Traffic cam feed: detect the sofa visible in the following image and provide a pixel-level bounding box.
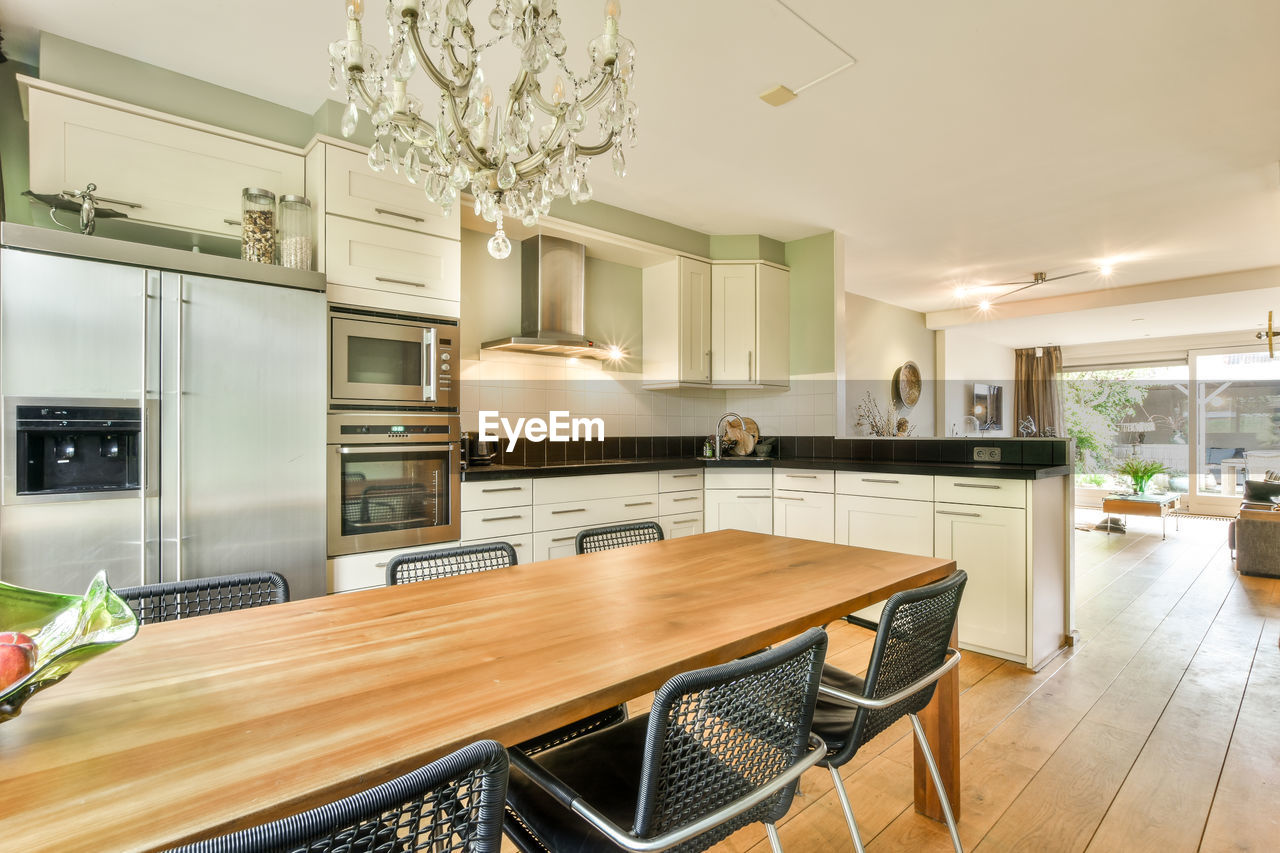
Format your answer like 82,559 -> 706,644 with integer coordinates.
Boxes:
1229,478 -> 1280,578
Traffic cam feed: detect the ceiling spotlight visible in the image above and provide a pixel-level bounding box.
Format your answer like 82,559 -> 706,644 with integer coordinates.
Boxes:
607,345 -> 624,361
1099,264 -> 1114,276
978,299 -> 992,312
954,285 -> 967,299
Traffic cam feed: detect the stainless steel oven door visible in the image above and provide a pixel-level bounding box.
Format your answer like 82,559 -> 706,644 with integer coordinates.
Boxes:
331,316 -> 440,406
327,441 -> 460,556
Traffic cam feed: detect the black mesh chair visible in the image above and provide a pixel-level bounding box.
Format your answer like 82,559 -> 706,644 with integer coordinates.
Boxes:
117,572 -> 289,625
574,521 -> 664,555
815,570 -> 967,853
503,628 -> 829,853
164,739 -> 508,853
386,542 -> 518,586
385,541 -> 626,756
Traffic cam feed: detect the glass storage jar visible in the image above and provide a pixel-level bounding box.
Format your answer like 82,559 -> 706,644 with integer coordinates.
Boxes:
241,187 -> 276,264
277,195 -> 313,270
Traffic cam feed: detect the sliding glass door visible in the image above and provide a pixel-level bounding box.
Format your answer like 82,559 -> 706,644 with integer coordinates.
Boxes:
1192,350 -> 1280,503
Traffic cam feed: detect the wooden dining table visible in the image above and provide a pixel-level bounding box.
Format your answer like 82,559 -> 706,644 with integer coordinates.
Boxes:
0,530 -> 958,852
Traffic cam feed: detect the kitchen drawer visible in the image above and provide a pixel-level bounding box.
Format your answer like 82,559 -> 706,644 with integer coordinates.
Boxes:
935,476 -> 1026,508
325,215 -> 460,311
461,533 -> 533,562
28,87 -> 303,239
533,471 -> 659,504
773,468 -> 835,493
328,541 -> 462,593
660,490 -> 703,515
704,467 -> 772,490
534,493 -> 660,532
659,469 -> 704,492
461,478 -> 533,510
460,506 -> 533,541
325,145 -> 458,239
660,512 -> 704,539
836,470 -> 934,501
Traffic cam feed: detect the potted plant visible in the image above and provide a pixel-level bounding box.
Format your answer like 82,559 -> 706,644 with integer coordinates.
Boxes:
1115,456 -> 1168,495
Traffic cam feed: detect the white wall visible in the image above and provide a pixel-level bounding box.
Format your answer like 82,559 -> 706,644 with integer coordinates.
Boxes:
936,329 -> 1016,436
844,292 -> 937,436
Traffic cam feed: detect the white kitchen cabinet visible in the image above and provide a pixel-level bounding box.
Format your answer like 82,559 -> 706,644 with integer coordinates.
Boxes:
460,478 -> 533,511
642,257 -> 712,387
460,533 -> 534,561
26,82 -> 303,240
704,489 -> 773,534
837,492 -> 934,624
659,490 -> 703,515
323,215 -> 461,317
773,489 -> 835,542
711,263 -> 789,388
643,259 -> 788,390
328,541 -> 460,593
323,145 -> 458,239
773,468 -> 835,493
659,511 -> 704,540
934,503 -> 1028,659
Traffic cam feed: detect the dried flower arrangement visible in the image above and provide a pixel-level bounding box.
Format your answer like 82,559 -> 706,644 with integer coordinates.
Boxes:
855,391 -> 915,437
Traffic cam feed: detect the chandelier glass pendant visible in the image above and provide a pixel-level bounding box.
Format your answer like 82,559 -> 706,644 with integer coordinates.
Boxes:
330,0 -> 637,259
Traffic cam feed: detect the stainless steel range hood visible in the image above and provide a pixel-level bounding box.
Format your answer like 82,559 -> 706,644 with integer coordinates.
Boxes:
481,235 -> 612,359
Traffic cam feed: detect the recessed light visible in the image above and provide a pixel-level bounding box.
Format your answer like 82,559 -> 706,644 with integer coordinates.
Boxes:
1100,264 -> 1114,276
978,299 -> 992,312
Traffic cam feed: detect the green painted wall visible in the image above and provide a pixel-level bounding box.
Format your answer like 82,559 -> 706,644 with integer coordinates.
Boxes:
584,255 -> 642,373
39,34 -> 316,147
0,60 -> 37,225
709,234 -> 786,265
784,231 -> 837,375
548,196 -> 711,259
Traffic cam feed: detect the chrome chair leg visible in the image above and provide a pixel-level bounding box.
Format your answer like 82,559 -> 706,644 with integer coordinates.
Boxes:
908,713 -> 963,853
828,763 -> 866,853
765,822 -> 784,853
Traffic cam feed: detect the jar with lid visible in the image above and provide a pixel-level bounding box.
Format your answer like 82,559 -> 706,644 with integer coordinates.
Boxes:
277,195 -> 313,270
241,187 -> 276,264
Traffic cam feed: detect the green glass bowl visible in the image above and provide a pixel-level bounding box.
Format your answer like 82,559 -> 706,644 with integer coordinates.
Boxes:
0,571 -> 138,722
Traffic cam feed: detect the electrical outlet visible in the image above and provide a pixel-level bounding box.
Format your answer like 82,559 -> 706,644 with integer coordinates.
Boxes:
974,446 -> 1002,462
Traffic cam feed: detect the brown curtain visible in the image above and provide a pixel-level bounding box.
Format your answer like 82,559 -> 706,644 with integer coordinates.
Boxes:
1013,346 -> 1063,437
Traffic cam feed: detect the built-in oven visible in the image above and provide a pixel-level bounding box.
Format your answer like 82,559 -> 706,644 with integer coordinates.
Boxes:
329,304 -> 458,412
327,412 -> 460,557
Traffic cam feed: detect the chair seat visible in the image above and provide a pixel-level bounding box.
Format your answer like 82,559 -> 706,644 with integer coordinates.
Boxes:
506,715 -> 651,853
811,665 -> 866,756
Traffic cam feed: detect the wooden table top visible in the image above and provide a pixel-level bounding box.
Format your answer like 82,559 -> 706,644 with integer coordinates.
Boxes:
0,530 -> 954,852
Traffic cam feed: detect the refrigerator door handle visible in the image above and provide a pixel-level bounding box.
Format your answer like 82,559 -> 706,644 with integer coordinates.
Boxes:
141,271 -> 162,585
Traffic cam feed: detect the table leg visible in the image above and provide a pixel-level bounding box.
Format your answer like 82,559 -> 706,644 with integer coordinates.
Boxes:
914,623 -> 960,822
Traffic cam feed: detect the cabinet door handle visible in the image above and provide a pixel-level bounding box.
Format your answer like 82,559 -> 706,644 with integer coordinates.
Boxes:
374,207 -> 425,223
739,494 -> 772,500
481,514 -> 524,522
68,191 -> 142,209
512,542 -> 524,548
223,217 -> 241,227
674,518 -> 698,525
775,495 -> 804,501
673,473 -> 699,479
481,486 -> 525,493
375,276 -> 427,288
936,510 -> 981,518
862,478 -> 899,484
748,350 -> 753,379
375,561 -> 389,568
786,474 -> 818,479
625,501 -> 653,507
552,507 -> 588,514
672,496 -> 699,502
954,483 -> 1001,489
551,535 -> 576,543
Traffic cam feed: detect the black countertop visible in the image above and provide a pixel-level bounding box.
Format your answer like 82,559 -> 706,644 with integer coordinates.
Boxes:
463,455 -> 1071,482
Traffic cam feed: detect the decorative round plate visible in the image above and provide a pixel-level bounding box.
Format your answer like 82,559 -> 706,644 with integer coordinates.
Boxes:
894,361 -> 922,409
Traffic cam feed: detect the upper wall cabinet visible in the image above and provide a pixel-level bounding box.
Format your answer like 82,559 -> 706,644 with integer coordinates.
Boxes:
306,140 -> 460,317
642,259 -> 789,390
26,82 -> 304,240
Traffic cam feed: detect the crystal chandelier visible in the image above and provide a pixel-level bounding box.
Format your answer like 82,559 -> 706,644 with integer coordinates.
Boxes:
330,0 -> 638,259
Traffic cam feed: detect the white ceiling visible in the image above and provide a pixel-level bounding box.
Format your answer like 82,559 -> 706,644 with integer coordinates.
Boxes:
3,0 -> 1280,315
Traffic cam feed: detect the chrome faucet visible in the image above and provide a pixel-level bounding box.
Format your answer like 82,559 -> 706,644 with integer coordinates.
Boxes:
714,412 -> 744,460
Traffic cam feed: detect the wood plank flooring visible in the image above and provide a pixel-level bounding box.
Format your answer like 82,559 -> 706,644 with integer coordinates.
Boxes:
505,514 -> 1280,852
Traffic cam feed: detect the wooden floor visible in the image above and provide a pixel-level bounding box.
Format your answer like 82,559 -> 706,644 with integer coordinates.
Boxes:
506,514 -> 1280,851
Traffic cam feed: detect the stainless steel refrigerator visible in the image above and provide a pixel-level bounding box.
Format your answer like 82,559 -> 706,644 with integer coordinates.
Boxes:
0,224 -> 327,599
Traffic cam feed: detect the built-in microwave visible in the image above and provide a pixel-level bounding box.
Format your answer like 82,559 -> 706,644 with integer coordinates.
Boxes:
329,304 -> 458,412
